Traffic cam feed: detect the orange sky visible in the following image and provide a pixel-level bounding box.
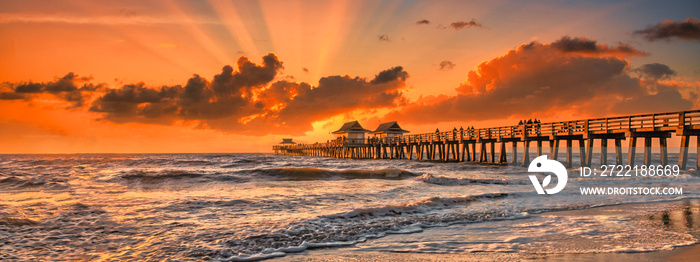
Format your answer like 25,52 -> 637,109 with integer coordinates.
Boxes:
1,0 -> 699,153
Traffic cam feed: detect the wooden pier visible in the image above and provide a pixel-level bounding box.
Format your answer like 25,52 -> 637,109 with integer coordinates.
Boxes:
273,110 -> 700,169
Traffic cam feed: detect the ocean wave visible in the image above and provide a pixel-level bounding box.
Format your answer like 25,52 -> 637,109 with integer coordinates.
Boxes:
220,159 -> 260,168
0,216 -> 39,227
219,192 -> 648,261
165,199 -> 253,212
414,173 -> 527,186
110,170 -> 249,187
172,160 -> 214,166
327,193 -> 511,218
221,193 -> 514,260
0,175 -> 70,191
220,200 -> 606,261
244,167 -> 418,181
125,158 -> 178,167
0,202 -> 136,261
120,170 -> 205,181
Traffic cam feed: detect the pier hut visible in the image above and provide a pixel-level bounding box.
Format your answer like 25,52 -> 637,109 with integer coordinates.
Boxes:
371,121 -> 409,142
332,121 -> 371,144
274,138 -> 296,155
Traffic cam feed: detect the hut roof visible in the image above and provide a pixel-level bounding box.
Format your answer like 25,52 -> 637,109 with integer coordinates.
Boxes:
332,121 -> 371,134
371,121 -> 409,134
280,138 -> 296,144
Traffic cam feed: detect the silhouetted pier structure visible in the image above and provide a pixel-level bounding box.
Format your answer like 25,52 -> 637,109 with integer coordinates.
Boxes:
273,110 -> 700,169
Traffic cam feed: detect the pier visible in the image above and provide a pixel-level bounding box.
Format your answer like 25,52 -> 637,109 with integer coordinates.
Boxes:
273,110 -> 700,169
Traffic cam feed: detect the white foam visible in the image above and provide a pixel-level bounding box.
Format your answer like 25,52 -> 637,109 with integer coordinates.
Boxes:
223,251 -> 286,261
414,173 -> 518,185
387,226 -> 423,234
224,238 -> 370,261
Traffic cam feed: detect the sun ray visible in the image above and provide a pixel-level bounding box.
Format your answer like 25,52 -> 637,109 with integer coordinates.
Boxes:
161,0 -> 235,67
206,0 -> 267,60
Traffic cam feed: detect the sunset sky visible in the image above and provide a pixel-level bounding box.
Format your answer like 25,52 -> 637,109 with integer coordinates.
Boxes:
1,0 -> 699,153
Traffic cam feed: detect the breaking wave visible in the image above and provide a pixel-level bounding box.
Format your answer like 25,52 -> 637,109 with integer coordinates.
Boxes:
0,175 -> 70,191
244,167 -> 419,181
120,170 -> 205,181
414,173 -> 528,186
221,193 -> 516,261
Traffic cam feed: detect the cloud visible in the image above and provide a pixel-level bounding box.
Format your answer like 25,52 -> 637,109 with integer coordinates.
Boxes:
0,53 -> 408,135
439,61 -> 456,70
382,36 -> 693,124
82,54 -> 408,134
634,63 -> 676,80
89,53 -> 284,123
256,69 -> 408,133
378,34 -> 390,41
416,19 -> 430,25
450,19 -> 482,30
0,72 -> 103,107
550,36 -> 646,57
0,92 -> 26,100
88,83 -> 182,123
370,66 -> 409,84
634,18 -> 700,42
611,88 -> 692,114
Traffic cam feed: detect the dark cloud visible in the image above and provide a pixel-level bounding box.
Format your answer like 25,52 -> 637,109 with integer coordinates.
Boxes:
612,89 -> 692,114
370,66 -> 408,84
551,36 -> 646,57
0,72 -> 103,107
450,19 -> 481,30
634,63 -> 676,80
439,61 -> 456,70
634,18 -> 700,42
88,83 -> 182,123
210,54 -> 283,96
383,37 -> 693,124
88,54 -> 283,123
378,34 -> 390,41
0,92 -> 26,100
256,70 -> 408,133
416,19 -> 430,25
83,54 -> 408,135
15,83 -> 44,93
0,53 -> 407,135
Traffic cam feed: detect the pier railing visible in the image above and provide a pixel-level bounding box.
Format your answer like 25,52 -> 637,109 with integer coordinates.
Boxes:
383,110 -> 700,144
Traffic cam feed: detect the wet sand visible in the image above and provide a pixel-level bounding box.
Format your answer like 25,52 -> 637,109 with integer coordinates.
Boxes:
276,244 -> 700,261
277,199 -> 700,261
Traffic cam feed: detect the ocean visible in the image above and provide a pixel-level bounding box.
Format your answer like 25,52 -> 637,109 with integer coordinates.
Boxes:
1,153 -> 699,261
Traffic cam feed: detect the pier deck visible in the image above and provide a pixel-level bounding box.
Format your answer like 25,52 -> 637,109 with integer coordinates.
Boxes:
273,110 -> 700,169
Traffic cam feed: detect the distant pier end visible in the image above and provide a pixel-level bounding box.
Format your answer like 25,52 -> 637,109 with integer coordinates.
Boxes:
273,110 -> 700,170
